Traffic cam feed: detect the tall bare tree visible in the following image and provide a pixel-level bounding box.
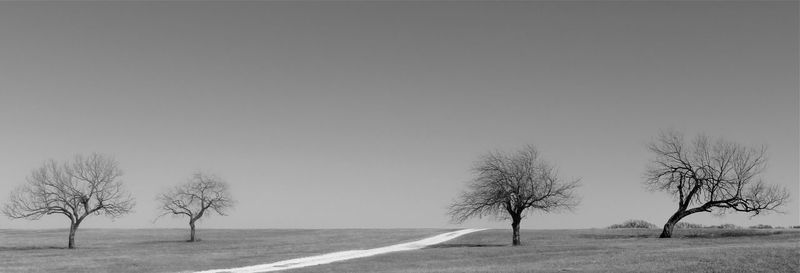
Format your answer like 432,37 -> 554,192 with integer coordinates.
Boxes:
645,130 -> 790,238
2,153 -> 134,249
449,145 -> 581,246
156,172 -> 234,242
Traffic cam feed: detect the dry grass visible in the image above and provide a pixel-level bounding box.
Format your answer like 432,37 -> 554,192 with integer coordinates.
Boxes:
0,228 -> 448,273
2,228 -> 797,273
291,228 -> 800,273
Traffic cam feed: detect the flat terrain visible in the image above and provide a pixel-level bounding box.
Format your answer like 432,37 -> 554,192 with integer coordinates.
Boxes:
0,228 -> 448,273
293,228 -> 800,273
1,228 -> 798,273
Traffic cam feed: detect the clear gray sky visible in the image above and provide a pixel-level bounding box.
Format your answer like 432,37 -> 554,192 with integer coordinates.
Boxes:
0,1 -> 797,230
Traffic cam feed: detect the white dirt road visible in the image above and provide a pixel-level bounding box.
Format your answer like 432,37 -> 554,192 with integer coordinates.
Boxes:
194,228 -> 487,273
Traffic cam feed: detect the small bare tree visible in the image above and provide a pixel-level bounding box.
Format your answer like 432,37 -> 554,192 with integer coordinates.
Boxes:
645,130 -> 790,238
449,145 -> 580,246
2,153 -> 134,249
156,172 -> 234,242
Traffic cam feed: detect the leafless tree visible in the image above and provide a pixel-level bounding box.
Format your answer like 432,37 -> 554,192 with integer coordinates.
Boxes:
449,145 -> 581,246
645,130 -> 790,238
156,172 -> 234,242
2,153 -> 134,249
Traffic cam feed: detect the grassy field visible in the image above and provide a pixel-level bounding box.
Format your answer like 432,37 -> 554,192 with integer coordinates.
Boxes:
1,228 -> 798,273
292,228 -> 800,273
0,228 -> 448,273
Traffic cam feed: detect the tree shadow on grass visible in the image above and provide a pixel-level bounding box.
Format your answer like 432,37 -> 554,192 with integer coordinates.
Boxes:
426,243 -> 507,249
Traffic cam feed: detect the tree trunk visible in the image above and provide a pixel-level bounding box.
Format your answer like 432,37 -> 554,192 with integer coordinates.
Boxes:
659,211 -> 686,238
189,221 -> 196,242
68,223 -> 78,249
511,216 -> 521,246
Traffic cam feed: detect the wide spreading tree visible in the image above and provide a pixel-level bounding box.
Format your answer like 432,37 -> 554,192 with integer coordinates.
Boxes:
449,145 -> 580,245
2,153 -> 135,248
645,130 -> 789,238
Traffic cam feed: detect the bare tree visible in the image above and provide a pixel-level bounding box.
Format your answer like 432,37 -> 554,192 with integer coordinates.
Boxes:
449,145 -> 581,246
156,172 -> 234,242
645,130 -> 790,238
2,153 -> 134,249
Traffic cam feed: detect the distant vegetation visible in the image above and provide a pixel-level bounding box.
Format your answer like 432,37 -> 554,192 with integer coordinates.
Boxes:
674,222 -> 704,229
677,223 -> 742,229
707,224 -> 742,229
608,221 -> 755,230
608,220 -> 658,229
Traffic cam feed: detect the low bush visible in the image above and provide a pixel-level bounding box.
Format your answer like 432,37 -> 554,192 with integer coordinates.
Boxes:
675,222 -> 704,229
707,223 -> 742,229
749,224 -> 773,229
608,219 -> 658,229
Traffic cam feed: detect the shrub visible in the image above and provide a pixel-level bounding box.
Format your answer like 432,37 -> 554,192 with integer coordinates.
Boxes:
608,219 -> 658,229
675,222 -> 704,229
791,225 -> 800,229
707,223 -> 741,229
749,224 -> 773,229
